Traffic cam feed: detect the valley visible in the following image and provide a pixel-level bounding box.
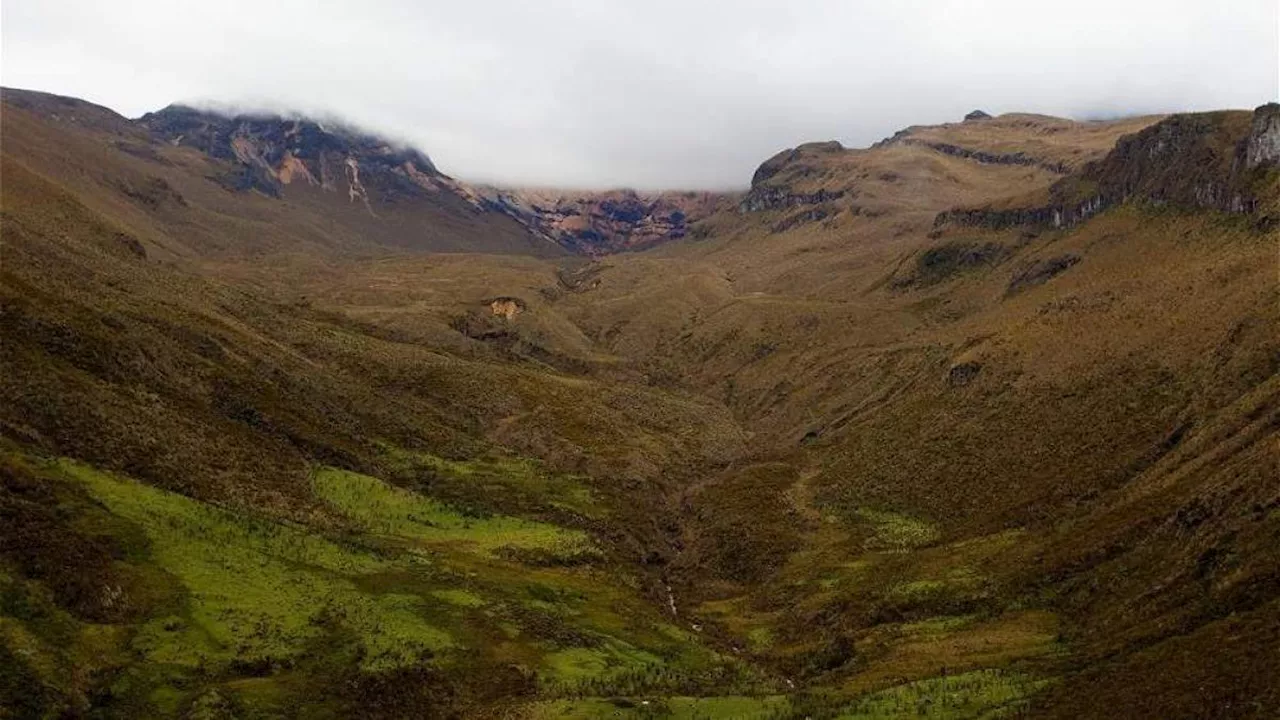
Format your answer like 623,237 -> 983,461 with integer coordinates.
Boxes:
2,87 -> 1278,719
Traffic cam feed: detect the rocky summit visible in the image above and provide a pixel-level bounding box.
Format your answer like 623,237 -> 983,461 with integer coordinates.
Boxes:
2,84 -> 1279,720
139,105 -> 446,201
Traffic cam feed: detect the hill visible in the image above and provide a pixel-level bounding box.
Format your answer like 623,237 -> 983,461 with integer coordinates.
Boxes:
2,91 -> 1278,719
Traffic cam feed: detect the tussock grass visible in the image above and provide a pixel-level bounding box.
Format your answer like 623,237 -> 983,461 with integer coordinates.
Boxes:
529,694 -> 791,719
379,443 -> 602,519
854,508 -> 941,551
61,460 -> 453,671
312,467 -> 599,562
834,669 -> 1048,719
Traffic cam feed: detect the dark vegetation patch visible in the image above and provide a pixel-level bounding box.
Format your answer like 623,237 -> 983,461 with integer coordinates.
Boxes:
1006,253 -> 1081,294
947,361 -> 982,387
0,455 -> 165,623
112,140 -> 171,164
683,463 -> 807,585
771,207 -> 830,233
109,174 -> 187,209
894,240 -> 1011,288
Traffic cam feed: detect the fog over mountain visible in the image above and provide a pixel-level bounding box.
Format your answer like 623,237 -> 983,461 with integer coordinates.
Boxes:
3,0 -> 1277,188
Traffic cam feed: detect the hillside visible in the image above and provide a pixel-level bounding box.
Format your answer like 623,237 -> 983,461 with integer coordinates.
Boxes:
2,90 -> 1278,720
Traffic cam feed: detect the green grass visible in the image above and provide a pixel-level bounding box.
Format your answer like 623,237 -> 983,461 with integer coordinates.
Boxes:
430,588 -> 486,607
11,457 -> 763,715
747,626 -> 775,651
378,444 -> 602,518
888,567 -> 988,607
60,460 -> 453,672
889,580 -> 949,603
897,615 -> 980,637
543,642 -> 664,685
854,509 -> 941,551
528,695 -> 791,718
834,669 -> 1049,719
313,467 -> 599,562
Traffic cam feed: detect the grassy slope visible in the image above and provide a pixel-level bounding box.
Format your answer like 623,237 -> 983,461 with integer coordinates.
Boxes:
1,99 -> 761,716
543,113 -> 1279,717
2,451 -> 769,718
3,96 -> 1278,719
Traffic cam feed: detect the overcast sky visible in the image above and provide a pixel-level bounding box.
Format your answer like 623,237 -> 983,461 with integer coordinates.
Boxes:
3,1 -> 1277,189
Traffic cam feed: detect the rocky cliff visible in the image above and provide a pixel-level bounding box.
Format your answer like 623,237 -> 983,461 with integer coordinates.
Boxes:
478,188 -> 728,255
936,104 -> 1280,231
1246,102 -> 1280,168
138,105 -> 487,211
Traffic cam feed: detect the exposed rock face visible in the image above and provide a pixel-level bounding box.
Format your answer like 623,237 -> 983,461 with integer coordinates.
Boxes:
948,361 -> 982,386
1246,102 -> 1280,168
751,141 -> 844,187
964,110 -> 993,122
741,141 -> 848,217
937,105 -> 1280,232
739,187 -> 845,213
871,128 -> 914,149
479,188 -> 726,255
489,297 -> 525,320
901,140 -> 1070,174
1006,254 -> 1081,294
894,240 -> 1011,288
139,106 -> 462,210
771,207 -> 832,233
137,105 -> 723,255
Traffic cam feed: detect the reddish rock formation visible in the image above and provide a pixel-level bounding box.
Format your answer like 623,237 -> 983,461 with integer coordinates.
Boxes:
478,188 -> 729,255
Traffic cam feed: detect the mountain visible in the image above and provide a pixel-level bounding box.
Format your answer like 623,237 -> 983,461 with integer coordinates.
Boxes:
138,104 -> 449,201
2,88 -> 559,258
2,89 -> 1278,720
136,102 -> 736,257
478,187 -> 731,255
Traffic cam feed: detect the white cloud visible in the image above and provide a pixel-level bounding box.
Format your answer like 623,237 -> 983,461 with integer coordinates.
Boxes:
3,0 -> 1276,188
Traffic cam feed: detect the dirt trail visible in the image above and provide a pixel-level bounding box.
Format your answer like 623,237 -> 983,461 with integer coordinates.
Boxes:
784,468 -> 826,525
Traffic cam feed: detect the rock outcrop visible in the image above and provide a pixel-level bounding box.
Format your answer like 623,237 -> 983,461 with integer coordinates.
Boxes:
479,188 -> 726,255
750,141 -> 844,187
936,105 -> 1280,232
139,105 -> 465,210
964,110 -> 993,122
740,141 -> 848,217
902,140 -> 1070,174
1246,102 -> 1280,169
739,187 -> 845,213
488,297 -> 526,320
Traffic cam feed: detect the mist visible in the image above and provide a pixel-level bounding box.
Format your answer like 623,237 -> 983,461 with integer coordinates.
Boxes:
3,0 -> 1276,189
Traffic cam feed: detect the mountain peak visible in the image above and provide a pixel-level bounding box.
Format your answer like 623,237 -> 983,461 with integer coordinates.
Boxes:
138,104 -> 441,199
